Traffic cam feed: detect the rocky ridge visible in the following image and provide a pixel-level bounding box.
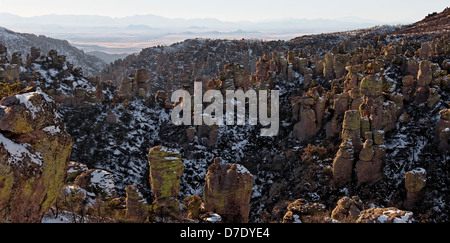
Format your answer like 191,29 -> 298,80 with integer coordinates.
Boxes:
0,27 -> 106,77
1,8 -> 450,223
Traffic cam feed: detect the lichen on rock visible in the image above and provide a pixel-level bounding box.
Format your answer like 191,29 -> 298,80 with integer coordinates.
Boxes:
203,158 -> 254,223
0,91 -> 73,223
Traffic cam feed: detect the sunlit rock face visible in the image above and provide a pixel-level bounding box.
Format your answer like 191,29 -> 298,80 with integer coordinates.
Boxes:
0,92 -> 73,223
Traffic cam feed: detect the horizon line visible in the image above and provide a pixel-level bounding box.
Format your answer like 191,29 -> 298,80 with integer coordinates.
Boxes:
0,11 -> 414,25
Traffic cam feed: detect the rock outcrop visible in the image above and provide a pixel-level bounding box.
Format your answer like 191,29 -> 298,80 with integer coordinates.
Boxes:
359,75 -> 384,132
355,131 -> 386,185
436,109 -> 450,152
331,196 -> 364,222
0,91 -> 73,223
416,60 -> 432,103
116,69 -> 151,101
282,199 -> 326,223
74,169 -> 116,200
148,146 -> 184,219
66,161 -> 88,183
293,97 -> 317,142
203,158 -> 254,223
126,185 -> 148,223
404,168 -> 427,209
356,207 -> 414,223
332,139 -> 355,187
219,63 -> 251,89
341,110 -> 362,152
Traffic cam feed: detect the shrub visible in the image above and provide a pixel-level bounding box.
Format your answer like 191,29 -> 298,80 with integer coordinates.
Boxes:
301,144 -> 328,163
0,82 -> 25,99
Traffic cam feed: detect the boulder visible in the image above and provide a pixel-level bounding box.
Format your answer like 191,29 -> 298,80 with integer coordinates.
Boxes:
118,76 -> 134,99
331,196 -> 363,222
74,169 -> 116,200
326,116 -> 341,139
359,139 -> 375,162
357,207 -> 414,223
360,118 -> 371,139
66,161 -> 88,183
3,64 -> 20,82
282,199 -> 326,223
382,101 -> 399,132
360,97 -> 384,131
373,130 -> 385,145
106,109 -> 117,124
343,110 -> 361,131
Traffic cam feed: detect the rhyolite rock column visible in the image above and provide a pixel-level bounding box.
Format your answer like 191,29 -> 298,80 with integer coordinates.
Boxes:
323,53 -> 334,80
148,146 -> 184,219
436,109 -> 450,151
416,60 -> 432,103
293,97 -> 317,142
359,74 -> 384,132
332,139 -> 355,187
126,185 -> 148,223
355,131 -> 385,185
135,69 -> 149,98
219,63 -> 250,89
402,75 -> 415,101
341,110 -> 362,152
118,76 -> 134,100
404,168 -> 427,210
203,158 -> 254,223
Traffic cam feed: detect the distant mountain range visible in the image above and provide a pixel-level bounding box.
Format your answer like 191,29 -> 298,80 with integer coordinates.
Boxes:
0,13 -> 397,55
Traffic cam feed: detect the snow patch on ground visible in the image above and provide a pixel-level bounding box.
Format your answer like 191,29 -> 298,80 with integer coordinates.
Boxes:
0,133 -> 43,166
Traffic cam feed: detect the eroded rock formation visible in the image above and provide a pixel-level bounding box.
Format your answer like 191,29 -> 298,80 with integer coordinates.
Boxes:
148,146 -> 184,219
356,207 -> 414,223
0,91 -> 73,223
203,158 -> 254,223
331,196 -> 364,222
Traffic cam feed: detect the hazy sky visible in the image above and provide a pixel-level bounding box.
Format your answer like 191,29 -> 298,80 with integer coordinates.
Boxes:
0,0 -> 447,23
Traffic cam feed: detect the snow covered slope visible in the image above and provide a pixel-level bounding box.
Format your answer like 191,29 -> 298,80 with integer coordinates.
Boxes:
0,27 -> 106,77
